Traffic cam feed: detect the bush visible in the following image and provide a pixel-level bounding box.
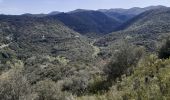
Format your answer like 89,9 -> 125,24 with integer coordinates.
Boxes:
0,63 -> 34,100
158,38 -> 170,59
104,42 -> 144,80
33,79 -> 69,100
62,70 -> 90,95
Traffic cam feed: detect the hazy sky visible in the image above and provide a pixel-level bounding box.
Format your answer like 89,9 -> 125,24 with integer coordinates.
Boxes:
0,0 -> 169,15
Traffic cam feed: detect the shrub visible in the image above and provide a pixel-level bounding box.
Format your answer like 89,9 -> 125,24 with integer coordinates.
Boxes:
158,38 -> 170,59
33,79 -> 69,100
0,63 -> 34,100
104,42 -> 144,80
62,70 -> 90,95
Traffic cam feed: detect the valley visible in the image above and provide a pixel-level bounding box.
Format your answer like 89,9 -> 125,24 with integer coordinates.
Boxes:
0,5 -> 170,100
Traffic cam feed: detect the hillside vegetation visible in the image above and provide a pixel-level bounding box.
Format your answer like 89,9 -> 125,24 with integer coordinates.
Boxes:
49,11 -> 121,36
77,54 -> 170,100
96,7 -> 170,54
1,6 -> 170,100
0,15 -> 94,60
98,5 -> 165,23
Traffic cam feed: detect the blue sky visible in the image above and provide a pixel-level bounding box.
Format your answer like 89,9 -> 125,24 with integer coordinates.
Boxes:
0,0 -> 170,15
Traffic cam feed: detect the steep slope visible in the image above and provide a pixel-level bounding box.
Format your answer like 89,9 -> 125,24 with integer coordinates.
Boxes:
0,15 -> 94,61
77,55 -> 170,100
117,7 -> 170,31
99,5 -> 166,23
48,10 -> 121,36
98,10 -> 135,23
0,15 -> 100,94
96,7 -> 170,51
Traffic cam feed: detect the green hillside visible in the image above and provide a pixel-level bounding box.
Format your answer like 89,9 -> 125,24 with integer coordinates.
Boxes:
0,15 -> 94,60
96,8 -> 170,52
1,6 -> 170,100
49,11 -> 121,36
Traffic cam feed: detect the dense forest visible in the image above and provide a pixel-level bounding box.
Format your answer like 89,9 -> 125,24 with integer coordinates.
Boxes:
0,6 -> 170,100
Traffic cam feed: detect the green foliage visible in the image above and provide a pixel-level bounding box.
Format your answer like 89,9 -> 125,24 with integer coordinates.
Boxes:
158,38 -> 170,59
104,43 -> 144,80
0,15 -> 94,61
50,11 -> 121,36
33,79 -> 69,100
88,75 -> 109,94
0,60 -> 72,100
96,8 -> 170,53
1,7 -> 170,100
62,70 -> 90,95
56,56 -> 70,66
0,61 -> 34,100
113,55 -> 170,100
76,55 -> 170,100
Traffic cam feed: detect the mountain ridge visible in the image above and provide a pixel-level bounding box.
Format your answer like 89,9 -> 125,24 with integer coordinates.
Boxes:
48,10 -> 121,36
98,5 -> 166,23
95,7 -> 170,52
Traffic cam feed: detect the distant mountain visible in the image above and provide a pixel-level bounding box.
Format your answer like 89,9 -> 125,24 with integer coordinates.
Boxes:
48,10 -> 121,36
20,6 -> 166,38
117,7 -> 170,32
68,9 -> 90,13
22,11 -> 61,17
95,7 -> 170,51
0,15 -> 94,60
98,5 -> 166,23
48,11 -> 61,15
98,9 -> 135,23
22,13 -> 47,17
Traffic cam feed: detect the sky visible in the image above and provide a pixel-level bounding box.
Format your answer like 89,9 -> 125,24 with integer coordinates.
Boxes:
0,0 -> 170,15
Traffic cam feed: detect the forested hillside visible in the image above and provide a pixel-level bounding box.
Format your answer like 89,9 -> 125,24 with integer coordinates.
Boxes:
0,6 -> 170,100
48,11 -> 121,36
98,5 -> 165,23
0,15 -> 100,100
96,7 -> 170,53
0,15 -> 94,60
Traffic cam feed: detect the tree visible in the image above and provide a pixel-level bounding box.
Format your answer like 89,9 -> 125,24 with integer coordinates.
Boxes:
104,42 -> 144,80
